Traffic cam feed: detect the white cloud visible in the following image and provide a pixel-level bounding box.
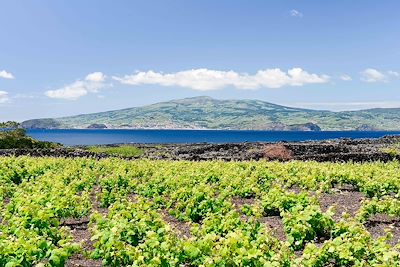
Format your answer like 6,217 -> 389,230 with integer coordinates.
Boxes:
388,70 -> 400,77
0,70 -> 14,79
0,91 -> 10,103
113,68 -> 329,91
45,72 -> 106,100
340,74 -> 352,81
360,68 -> 387,82
290,9 -> 303,18
85,72 -> 105,82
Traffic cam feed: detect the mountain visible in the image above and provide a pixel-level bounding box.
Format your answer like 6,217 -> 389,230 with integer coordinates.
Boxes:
21,96 -> 400,130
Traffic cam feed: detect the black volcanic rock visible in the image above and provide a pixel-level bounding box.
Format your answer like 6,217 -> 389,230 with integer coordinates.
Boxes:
3,136 -> 399,163
87,123 -> 107,129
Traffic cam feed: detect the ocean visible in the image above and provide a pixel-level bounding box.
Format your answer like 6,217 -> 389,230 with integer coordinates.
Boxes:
26,129 -> 400,146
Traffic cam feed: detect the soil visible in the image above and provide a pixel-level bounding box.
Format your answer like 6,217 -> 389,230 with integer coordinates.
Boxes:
318,191 -> 365,221
65,225 -> 102,267
365,215 -> 400,246
231,197 -> 257,209
160,210 -> 192,238
259,216 -> 286,241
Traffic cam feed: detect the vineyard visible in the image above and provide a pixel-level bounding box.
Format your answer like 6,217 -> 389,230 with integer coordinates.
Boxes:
1,157 -> 400,266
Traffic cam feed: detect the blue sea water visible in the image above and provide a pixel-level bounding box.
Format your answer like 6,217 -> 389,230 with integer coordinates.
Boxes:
26,129 -> 400,146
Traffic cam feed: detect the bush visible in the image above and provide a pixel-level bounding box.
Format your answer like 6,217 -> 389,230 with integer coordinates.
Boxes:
0,129 -> 60,149
0,121 -> 20,129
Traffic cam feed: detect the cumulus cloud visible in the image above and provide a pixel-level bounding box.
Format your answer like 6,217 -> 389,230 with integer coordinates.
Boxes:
45,72 -> 106,100
360,68 -> 387,82
290,9 -> 303,18
388,70 -> 400,77
85,72 -> 105,82
340,74 -> 352,81
0,70 -> 14,79
113,68 -> 329,91
0,91 -> 10,103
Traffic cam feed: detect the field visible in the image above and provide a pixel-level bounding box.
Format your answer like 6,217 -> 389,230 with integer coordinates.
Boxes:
1,157 -> 400,266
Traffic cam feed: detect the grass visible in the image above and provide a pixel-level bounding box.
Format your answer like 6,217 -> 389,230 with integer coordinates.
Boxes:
86,145 -> 143,157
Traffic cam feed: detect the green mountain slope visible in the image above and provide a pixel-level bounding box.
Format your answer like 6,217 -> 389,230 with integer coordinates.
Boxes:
21,96 -> 400,130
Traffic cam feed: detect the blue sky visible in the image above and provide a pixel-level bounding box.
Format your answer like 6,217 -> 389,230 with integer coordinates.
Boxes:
1,0 -> 400,121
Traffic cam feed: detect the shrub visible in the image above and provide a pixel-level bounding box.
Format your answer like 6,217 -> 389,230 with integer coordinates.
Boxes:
0,129 -> 60,149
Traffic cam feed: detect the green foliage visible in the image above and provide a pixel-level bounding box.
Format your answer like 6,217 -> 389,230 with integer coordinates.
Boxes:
184,215 -> 290,266
0,129 -> 60,149
282,205 -> 335,250
90,199 -> 182,266
261,187 -> 316,216
356,197 -> 400,223
169,184 -> 231,223
0,157 -> 94,266
86,145 -> 143,158
0,121 -> 19,129
300,222 -> 400,266
1,157 -> 400,266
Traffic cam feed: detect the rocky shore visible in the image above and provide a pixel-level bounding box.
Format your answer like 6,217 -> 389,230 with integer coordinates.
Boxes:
1,135 -> 399,162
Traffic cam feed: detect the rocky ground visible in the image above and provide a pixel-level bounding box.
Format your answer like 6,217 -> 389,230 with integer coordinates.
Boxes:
1,135 -> 399,162
134,135 -> 400,161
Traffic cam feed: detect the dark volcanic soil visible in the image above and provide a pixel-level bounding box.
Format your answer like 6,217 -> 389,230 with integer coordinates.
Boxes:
133,135 -> 400,162
1,135 -> 399,162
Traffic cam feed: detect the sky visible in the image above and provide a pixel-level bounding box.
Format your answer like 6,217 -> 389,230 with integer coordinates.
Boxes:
1,0 -> 400,121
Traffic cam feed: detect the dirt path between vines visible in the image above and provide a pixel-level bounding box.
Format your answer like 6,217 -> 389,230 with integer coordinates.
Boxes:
65,186 -> 106,267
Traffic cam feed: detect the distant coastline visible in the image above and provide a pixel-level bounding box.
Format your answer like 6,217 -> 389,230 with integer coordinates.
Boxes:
20,97 -> 400,131
24,127 -> 394,131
